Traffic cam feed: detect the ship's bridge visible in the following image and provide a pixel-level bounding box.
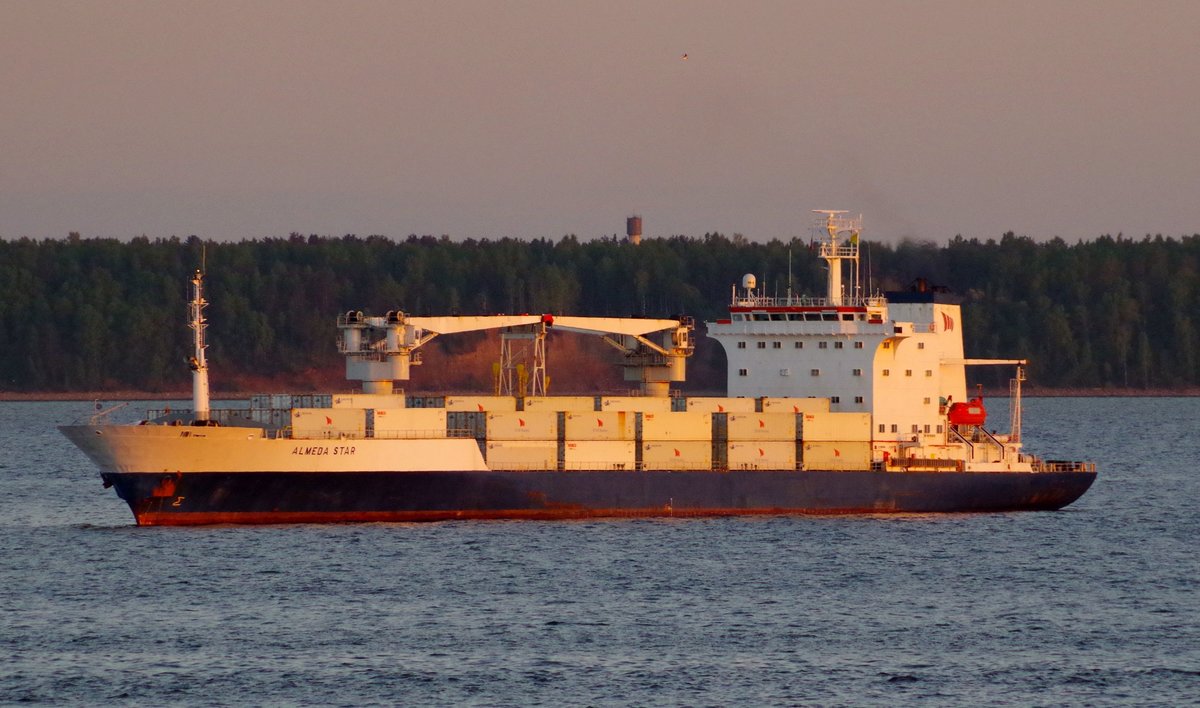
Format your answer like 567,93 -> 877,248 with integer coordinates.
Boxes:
725,293 -> 888,325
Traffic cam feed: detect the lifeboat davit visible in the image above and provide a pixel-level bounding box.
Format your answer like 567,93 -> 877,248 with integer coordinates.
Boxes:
948,397 -> 987,426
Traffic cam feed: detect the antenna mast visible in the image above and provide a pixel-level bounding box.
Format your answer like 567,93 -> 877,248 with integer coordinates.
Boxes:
811,210 -> 863,305
188,269 -> 210,423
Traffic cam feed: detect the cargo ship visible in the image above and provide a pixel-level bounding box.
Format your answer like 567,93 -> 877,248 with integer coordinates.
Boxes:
61,211 -> 1095,525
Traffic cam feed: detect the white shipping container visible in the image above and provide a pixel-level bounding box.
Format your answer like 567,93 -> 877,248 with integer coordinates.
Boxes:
564,411 -> 635,441
291,408 -> 366,440
802,441 -> 872,470
762,397 -> 831,414
641,411 -> 713,441
445,396 -> 518,412
486,411 -> 559,440
642,441 -> 712,470
523,396 -> 596,412
485,440 -> 558,470
332,393 -> 407,409
599,396 -> 672,413
801,412 -> 872,442
728,441 -> 797,470
563,440 -> 636,470
727,412 -> 798,441
372,408 -> 447,437
685,397 -> 757,413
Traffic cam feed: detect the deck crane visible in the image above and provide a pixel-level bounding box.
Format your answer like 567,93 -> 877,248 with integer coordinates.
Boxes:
337,312 -> 695,397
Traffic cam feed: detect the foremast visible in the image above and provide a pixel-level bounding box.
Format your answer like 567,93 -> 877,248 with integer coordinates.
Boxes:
188,269 -> 211,423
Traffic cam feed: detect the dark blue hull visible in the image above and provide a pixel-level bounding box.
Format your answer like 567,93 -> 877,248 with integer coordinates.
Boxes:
101,468 -> 1097,525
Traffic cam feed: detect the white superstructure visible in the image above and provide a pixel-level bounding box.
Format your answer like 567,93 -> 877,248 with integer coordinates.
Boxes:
707,211 -> 1026,464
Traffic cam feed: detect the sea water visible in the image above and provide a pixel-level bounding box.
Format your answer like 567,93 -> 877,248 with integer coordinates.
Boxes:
0,398 -> 1197,706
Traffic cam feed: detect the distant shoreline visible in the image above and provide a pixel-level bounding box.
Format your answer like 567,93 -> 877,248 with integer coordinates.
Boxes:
3,387 -> 1199,402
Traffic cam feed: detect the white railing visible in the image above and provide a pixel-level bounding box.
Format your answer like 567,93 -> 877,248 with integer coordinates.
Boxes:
731,294 -> 887,308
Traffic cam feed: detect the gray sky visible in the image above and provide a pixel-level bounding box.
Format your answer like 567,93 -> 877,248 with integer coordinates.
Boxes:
2,1 -> 1197,244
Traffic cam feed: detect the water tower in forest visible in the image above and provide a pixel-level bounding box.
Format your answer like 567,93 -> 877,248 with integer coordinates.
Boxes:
626,215 -> 642,245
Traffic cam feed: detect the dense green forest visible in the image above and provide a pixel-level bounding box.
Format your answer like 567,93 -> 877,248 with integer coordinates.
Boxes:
1,231 -> 1198,392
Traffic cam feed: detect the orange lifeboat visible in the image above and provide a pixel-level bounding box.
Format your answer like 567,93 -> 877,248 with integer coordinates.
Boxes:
947,397 -> 987,426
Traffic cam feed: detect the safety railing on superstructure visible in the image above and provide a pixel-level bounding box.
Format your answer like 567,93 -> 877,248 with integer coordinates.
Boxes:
731,294 -> 887,308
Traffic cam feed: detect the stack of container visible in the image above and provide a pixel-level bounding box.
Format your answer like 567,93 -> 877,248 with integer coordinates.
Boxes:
726,412 -> 799,470
484,410 -> 558,470
641,411 -> 712,470
801,412 -> 872,470
563,411 -> 636,470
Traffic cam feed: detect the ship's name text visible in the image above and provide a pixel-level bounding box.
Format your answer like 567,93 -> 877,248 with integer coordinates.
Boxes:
291,445 -> 357,456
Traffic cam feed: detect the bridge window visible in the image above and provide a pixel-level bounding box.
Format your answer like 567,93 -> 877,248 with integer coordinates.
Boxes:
842,314 -> 854,321
770,313 -> 786,321
733,314 -> 745,321
804,313 -> 821,321
753,313 -> 769,321
787,313 -> 802,321
822,313 -> 837,322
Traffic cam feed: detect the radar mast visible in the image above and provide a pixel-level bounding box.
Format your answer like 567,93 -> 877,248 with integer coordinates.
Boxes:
811,210 -> 863,306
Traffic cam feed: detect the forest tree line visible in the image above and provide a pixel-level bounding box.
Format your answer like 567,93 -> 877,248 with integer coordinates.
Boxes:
1,230 -> 1198,392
